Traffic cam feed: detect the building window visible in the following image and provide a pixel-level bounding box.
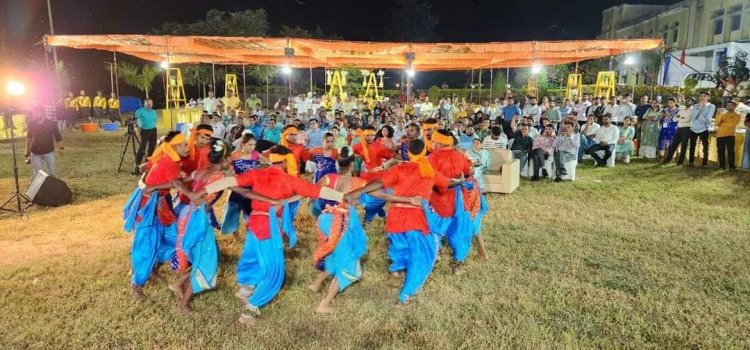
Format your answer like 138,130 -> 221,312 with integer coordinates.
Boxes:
662,32 -> 668,42
729,5 -> 742,31
714,19 -> 724,35
672,29 -> 679,43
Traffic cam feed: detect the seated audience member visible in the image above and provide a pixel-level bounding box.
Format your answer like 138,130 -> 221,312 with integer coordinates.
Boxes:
553,122 -> 579,182
458,125 -> 478,150
530,124 -> 556,181
510,124 -> 533,169
585,114 -> 619,166
578,114 -> 600,161
615,116 -> 636,163
466,138 -> 490,191
482,126 -> 508,150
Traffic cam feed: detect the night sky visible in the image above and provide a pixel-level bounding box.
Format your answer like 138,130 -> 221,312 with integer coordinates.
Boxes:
1,0 -> 675,97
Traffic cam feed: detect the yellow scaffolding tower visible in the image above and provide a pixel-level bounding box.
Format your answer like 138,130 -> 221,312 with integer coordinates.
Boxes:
224,74 -> 238,98
565,73 -> 583,100
165,68 -> 186,110
526,77 -> 538,98
594,71 -> 616,99
360,70 -> 385,109
324,70 -> 347,110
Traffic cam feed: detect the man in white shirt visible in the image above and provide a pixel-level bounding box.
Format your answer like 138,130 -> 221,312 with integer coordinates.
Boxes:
602,96 -> 617,123
203,91 -> 219,115
522,96 -> 542,126
211,114 -> 226,139
585,114 -> 619,166
613,94 -> 636,125
420,97 -> 434,117
481,126 -> 508,150
575,95 -> 592,125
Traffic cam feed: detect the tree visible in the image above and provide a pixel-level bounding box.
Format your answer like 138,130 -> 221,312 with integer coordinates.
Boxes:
112,61 -> 161,99
578,58 -> 610,85
152,9 -> 269,36
384,0 -> 439,42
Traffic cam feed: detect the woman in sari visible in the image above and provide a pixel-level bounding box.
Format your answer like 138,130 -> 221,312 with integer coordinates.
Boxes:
221,133 -> 261,241
309,133 -> 340,217
615,116 -> 636,163
639,99 -> 661,159
658,100 -> 680,156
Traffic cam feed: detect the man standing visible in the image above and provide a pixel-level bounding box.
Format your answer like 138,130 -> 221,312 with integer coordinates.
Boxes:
574,95 -> 592,126
107,92 -> 121,123
134,98 -> 158,166
25,109 -> 63,177
222,91 -> 241,116
662,97 -> 692,165
547,100 -> 562,131
523,96 -> 542,126
613,94 -> 636,126
245,93 -> 262,111
203,91 -> 219,115
93,90 -> 107,126
502,96 -> 521,138
689,91 -> 716,167
585,115 -> 619,166
76,90 -> 92,123
714,101 -> 741,170
602,96 -> 617,125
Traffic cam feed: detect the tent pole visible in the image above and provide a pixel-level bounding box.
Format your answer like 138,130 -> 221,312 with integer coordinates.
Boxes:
266,72 -> 270,109
489,69 -> 493,100
114,51 -> 121,117
478,68 -> 483,102
309,67 -> 313,95
242,64 -> 247,110
212,61 -> 216,94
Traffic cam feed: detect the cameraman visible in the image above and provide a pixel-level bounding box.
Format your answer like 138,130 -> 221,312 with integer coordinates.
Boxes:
134,98 -> 157,166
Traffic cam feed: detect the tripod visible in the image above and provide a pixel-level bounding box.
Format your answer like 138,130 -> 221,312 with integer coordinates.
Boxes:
117,121 -> 140,174
0,112 -> 32,215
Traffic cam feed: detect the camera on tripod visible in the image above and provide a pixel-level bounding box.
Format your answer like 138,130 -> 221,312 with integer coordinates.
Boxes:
124,118 -> 137,134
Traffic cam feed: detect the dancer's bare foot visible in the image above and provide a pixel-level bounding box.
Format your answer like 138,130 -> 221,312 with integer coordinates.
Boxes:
131,286 -> 146,301
395,299 -> 411,309
231,232 -> 240,245
238,314 -> 259,326
316,304 -> 334,314
151,271 -> 167,284
178,304 -> 193,315
307,284 -> 322,293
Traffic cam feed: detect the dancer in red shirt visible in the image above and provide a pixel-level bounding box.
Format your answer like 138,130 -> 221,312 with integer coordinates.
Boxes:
346,139 -> 458,305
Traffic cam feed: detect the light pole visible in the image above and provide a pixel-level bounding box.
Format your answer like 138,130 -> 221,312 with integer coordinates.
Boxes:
624,56 -> 637,96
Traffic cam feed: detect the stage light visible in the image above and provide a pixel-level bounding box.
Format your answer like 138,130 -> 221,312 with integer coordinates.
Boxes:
160,62 -> 170,69
624,56 -> 636,66
406,69 -> 415,78
5,81 -> 26,97
531,64 -> 544,75
281,65 -> 292,75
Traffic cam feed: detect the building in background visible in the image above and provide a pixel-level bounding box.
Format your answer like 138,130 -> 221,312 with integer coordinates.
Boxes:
600,0 -> 750,87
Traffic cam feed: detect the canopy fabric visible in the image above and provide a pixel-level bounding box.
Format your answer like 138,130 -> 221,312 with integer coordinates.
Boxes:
45,35 -> 662,71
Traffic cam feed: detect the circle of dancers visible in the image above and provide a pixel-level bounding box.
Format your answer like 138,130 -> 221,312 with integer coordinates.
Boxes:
122,119 -> 488,325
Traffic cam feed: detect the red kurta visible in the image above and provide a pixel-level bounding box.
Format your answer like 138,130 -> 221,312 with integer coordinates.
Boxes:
140,154 -> 181,223
353,141 -> 394,181
236,166 -> 322,239
380,162 -> 450,235
428,148 -> 473,218
181,146 -> 211,175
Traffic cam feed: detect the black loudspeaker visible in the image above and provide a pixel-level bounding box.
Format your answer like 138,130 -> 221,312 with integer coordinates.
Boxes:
25,171 -> 73,207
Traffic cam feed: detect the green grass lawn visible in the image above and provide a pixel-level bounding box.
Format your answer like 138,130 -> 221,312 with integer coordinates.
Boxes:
1,131 -> 749,349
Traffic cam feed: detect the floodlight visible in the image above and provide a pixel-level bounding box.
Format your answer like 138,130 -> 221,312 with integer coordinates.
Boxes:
281,65 -> 292,75
531,64 -> 544,75
624,56 -> 636,66
5,81 -> 26,97
406,69 -> 415,78
160,62 -> 170,69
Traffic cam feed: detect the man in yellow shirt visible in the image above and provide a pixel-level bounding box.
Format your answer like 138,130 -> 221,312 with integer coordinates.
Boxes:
715,101 -> 741,170
63,91 -> 77,130
93,90 -> 107,126
107,92 -> 121,123
77,90 -> 92,123
221,91 -> 241,116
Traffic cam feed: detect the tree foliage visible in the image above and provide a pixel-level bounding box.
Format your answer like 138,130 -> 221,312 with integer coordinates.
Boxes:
110,61 -> 160,99
384,0 -> 439,42
152,9 -> 269,36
